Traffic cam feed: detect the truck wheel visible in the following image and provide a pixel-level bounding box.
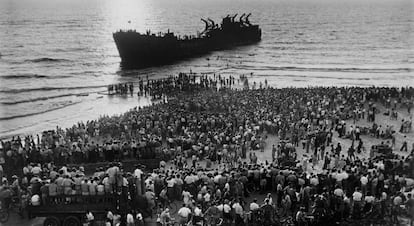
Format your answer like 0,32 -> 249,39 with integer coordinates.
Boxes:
0,210 -> 9,223
44,216 -> 61,226
62,216 -> 81,226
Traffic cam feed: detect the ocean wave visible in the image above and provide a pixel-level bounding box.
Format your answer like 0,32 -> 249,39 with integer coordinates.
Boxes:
0,85 -> 107,94
0,101 -> 81,121
252,74 -> 375,81
0,93 -> 80,105
53,47 -> 88,52
0,74 -> 71,79
26,58 -> 70,63
272,41 -> 320,45
231,65 -> 413,74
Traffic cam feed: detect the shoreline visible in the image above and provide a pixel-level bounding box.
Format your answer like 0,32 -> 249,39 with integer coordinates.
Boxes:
0,93 -> 155,140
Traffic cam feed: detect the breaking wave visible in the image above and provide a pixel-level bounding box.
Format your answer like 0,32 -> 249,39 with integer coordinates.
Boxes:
0,85 -> 107,94
0,93 -> 79,105
231,65 -> 412,74
26,57 -> 70,63
0,100 -> 81,121
0,74 -> 71,79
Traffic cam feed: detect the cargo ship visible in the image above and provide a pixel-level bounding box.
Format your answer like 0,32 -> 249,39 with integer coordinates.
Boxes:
113,14 -> 261,68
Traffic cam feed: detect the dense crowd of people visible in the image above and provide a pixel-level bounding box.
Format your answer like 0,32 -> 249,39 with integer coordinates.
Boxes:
107,82 -> 135,96
0,73 -> 413,225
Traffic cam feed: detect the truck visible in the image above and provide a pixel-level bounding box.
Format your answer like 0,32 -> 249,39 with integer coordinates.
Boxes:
27,194 -> 128,226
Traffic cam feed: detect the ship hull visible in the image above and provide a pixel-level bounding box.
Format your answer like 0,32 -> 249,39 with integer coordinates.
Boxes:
113,23 -> 261,69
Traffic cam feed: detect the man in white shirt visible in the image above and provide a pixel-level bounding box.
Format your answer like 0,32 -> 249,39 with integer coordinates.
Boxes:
31,164 -> 42,176
232,199 -> 244,224
166,177 -> 176,200
31,194 -> 40,206
182,190 -> 192,205
360,174 -> 368,195
352,188 -> 363,202
126,213 -> 134,225
352,187 -> 363,218
106,163 -> 119,193
106,210 -> 114,223
310,176 -> 319,186
217,200 -> 231,221
334,186 -> 344,197
192,205 -> 203,225
86,211 -> 95,225
177,204 -> 192,225
204,191 -> 211,204
250,199 -> 260,211
134,166 -> 143,178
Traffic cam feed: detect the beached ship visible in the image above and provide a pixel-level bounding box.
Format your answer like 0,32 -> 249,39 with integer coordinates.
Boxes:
113,14 -> 261,68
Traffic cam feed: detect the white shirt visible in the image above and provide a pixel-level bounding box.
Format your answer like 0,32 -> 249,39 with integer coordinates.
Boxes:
126,213 -> 134,223
185,175 -> 195,184
31,195 -> 40,206
232,203 -> 243,215
182,191 -> 192,204
334,188 -> 344,197
250,202 -> 259,211
31,166 -> 42,175
23,166 -> 29,175
224,183 -> 230,191
204,193 -> 211,202
194,207 -> 202,216
365,196 -> 375,203
178,207 -> 192,218
217,204 -> 231,213
352,191 -> 363,201
107,211 -> 114,220
405,178 -> 414,187
167,178 -> 176,188
106,166 -> 119,178
97,184 -> 104,193
360,176 -> 368,185
134,169 -> 143,178
86,212 -> 94,221
310,177 -> 319,186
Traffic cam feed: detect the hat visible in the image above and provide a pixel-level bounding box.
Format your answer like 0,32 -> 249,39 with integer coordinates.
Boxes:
12,175 -> 18,179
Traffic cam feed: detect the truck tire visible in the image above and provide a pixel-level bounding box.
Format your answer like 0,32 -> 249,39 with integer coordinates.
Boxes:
62,216 -> 81,226
43,216 -> 61,226
0,210 -> 9,223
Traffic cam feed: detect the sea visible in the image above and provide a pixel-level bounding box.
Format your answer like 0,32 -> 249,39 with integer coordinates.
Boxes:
0,0 -> 413,139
